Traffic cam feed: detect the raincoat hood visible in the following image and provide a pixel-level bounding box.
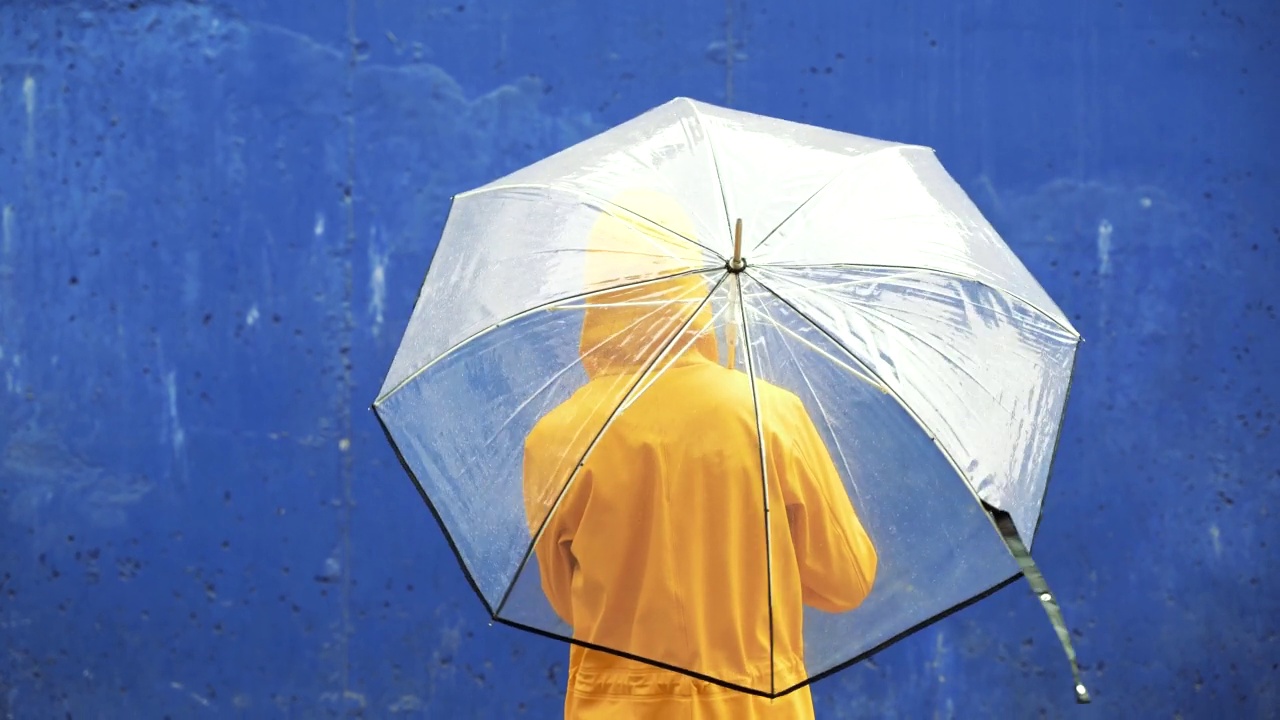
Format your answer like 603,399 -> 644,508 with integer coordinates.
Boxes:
579,189 -> 719,379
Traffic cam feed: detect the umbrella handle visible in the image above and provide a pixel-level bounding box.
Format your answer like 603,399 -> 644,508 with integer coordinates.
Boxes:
989,507 -> 1093,704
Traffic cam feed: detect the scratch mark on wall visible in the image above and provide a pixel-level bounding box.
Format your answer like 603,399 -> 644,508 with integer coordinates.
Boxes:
388,694 -> 424,713
23,75 -> 36,159
1,204 -> 13,258
314,212 -> 326,237
930,629 -> 954,685
170,681 -> 211,707
972,174 -> 1005,215
337,0 -> 359,702
1209,524 -> 1221,557
368,225 -> 387,338
1096,219 -> 1113,276
164,370 -> 188,482
245,304 -> 260,326
1,204 -> 13,350
3,352 -> 18,394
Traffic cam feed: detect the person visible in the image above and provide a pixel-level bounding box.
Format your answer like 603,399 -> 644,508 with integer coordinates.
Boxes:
522,189 -> 878,720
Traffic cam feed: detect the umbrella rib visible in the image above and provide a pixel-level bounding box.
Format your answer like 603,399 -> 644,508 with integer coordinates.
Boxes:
747,292 -> 869,523
683,99 -> 736,257
748,144 -> 921,255
733,274 -> 776,696
427,286 -> 717,495
755,271 -> 1014,416
740,303 -> 884,391
375,267 -> 721,405
494,273 -> 731,619
744,270 -> 982,496
457,181 -> 727,263
760,261 -> 1078,338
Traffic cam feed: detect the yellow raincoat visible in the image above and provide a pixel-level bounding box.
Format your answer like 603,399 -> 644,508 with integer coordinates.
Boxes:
523,191 -> 878,719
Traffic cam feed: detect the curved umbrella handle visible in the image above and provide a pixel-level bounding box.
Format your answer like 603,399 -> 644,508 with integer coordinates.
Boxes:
990,507 -> 1092,705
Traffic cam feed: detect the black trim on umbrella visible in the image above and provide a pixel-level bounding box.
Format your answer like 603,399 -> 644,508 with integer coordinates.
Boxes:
371,405 -> 495,617
492,616 -> 777,698
776,572 -> 1023,697
374,354 -> 1067,701
495,573 -> 1023,700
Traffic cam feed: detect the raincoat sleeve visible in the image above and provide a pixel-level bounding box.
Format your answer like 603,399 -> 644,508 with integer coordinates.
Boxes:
521,431 -> 582,627
780,401 -> 878,613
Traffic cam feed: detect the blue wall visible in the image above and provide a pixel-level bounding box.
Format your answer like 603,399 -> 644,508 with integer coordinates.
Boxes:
1,1 -> 1276,717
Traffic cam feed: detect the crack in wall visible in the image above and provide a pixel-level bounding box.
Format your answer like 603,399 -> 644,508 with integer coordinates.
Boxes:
339,0 -> 360,703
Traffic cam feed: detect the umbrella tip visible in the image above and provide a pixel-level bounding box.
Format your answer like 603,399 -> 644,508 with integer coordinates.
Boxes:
729,218 -> 746,272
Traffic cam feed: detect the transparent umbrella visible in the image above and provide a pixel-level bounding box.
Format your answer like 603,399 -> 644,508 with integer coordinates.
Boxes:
373,98 -> 1089,703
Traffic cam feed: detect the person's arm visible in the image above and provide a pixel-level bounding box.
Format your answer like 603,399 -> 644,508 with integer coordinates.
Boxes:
522,433 -> 578,627
781,401 -> 878,613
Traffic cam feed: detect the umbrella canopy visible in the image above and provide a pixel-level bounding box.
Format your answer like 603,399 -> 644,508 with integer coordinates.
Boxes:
373,98 -> 1087,702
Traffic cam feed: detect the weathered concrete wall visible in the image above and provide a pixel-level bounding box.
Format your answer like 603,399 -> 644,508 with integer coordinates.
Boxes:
1,1 -> 1276,717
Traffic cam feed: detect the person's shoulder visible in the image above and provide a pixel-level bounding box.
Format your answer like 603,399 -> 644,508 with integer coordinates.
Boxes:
525,389 -> 586,447
751,374 -> 807,412
526,380 -> 614,446
691,364 -> 809,418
